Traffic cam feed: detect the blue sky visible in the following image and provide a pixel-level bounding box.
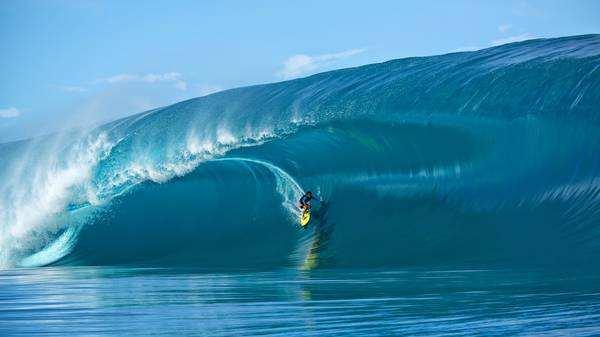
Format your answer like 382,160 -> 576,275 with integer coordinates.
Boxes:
1,0 -> 599,142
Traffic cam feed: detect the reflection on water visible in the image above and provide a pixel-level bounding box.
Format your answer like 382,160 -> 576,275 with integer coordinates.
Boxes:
1,267 -> 600,336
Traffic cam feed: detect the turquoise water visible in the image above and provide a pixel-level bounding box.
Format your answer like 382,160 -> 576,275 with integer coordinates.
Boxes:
2,267 -> 600,336
1,35 -> 600,335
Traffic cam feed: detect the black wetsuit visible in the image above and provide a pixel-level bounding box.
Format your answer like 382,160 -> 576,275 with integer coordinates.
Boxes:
299,194 -> 312,208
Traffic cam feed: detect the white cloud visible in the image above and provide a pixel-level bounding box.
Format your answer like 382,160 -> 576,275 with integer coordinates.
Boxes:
498,24 -> 512,33
102,74 -> 137,83
491,33 -> 533,46
58,85 -> 87,93
0,107 -> 20,118
96,72 -> 188,91
278,48 -> 366,79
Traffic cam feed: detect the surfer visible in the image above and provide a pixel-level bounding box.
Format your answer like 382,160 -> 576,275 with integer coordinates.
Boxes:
299,191 -> 313,214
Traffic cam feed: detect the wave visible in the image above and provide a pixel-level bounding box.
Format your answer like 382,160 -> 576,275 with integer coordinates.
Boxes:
1,34 -> 599,270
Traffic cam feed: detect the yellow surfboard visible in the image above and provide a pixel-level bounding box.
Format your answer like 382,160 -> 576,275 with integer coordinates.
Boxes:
300,210 -> 311,227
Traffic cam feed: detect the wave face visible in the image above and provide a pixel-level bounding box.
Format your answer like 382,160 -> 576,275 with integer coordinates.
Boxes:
1,34 -> 600,270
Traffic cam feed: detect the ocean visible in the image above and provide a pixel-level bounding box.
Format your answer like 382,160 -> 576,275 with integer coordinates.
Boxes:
1,34 -> 600,336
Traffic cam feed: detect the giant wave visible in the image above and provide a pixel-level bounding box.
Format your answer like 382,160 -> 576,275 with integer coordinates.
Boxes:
1,34 -> 599,270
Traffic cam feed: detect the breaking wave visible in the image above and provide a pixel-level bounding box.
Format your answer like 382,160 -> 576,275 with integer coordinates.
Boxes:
1,34 -> 600,270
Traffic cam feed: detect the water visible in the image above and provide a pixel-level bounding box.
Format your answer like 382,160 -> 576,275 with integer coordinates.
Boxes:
2,267 -> 600,336
1,35 -> 600,335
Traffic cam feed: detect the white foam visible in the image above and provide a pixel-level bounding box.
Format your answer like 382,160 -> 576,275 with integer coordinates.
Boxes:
216,126 -> 237,145
18,225 -> 82,267
0,133 -> 114,268
0,115 -> 299,269
212,157 -> 304,218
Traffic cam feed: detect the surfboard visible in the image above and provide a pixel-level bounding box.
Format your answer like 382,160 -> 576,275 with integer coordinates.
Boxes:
300,210 -> 311,227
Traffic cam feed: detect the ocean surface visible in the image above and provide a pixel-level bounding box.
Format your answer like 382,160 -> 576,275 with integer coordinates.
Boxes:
2,267 -> 600,336
1,34 -> 600,336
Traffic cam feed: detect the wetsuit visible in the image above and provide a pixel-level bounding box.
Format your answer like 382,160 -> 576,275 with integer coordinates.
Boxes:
299,194 -> 312,208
